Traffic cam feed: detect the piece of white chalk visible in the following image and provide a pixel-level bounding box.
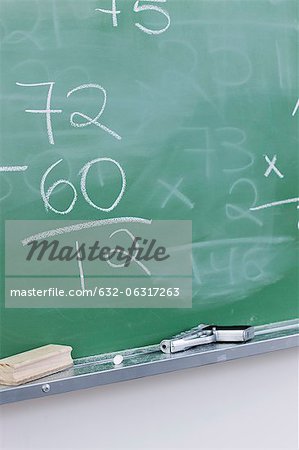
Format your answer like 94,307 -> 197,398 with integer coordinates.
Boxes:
113,354 -> 123,365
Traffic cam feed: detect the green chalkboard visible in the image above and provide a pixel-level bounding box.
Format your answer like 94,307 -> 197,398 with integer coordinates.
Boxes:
0,0 -> 298,358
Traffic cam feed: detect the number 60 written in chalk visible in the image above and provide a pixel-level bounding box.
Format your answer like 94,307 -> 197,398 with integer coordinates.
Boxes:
41,157 -> 126,215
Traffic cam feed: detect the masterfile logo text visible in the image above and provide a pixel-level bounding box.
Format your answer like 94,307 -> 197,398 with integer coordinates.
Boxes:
25,237 -> 170,267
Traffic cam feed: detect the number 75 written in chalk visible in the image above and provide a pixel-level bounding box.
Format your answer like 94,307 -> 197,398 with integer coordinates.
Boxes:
95,0 -> 171,35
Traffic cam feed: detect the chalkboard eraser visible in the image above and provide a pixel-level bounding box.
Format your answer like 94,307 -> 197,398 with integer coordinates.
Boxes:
0,344 -> 73,386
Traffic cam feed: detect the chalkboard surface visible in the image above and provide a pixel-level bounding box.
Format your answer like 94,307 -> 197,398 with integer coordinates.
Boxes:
0,0 -> 298,358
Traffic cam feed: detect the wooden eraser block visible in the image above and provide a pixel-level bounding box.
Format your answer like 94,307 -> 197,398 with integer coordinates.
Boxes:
0,344 -> 73,386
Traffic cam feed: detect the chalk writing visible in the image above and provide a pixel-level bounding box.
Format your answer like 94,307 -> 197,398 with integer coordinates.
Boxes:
292,99 -> 299,116
264,154 -> 284,178
0,166 -> 28,172
250,197 -> 299,211
95,0 -> 120,27
107,228 -> 151,275
134,0 -> 170,35
41,159 -> 78,215
16,82 -> 62,145
80,158 -> 126,212
158,178 -> 194,210
190,237 -> 292,301
67,84 -> 122,141
95,0 -> 171,35
226,178 -> 262,226
40,158 -> 126,215
17,82 -> 121,144
22,218 -> 152,246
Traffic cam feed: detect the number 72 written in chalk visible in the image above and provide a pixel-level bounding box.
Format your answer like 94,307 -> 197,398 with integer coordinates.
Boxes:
16,81 -> 122,145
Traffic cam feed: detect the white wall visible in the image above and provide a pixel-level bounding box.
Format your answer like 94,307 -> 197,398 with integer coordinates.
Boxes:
0,348 -> 298,450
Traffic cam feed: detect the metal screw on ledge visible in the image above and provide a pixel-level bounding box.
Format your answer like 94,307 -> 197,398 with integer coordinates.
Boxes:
41,384 -> 50,393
